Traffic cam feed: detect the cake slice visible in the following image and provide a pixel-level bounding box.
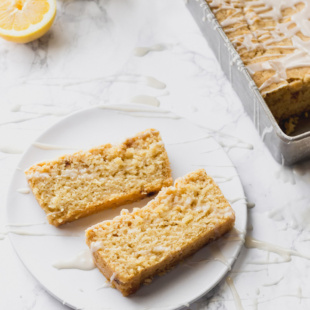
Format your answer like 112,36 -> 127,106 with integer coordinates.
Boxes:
86,169 -> 235,296
25,129 -> 172,226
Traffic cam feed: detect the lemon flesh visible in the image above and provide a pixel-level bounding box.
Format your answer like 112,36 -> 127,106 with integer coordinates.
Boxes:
0,0 -> 56,43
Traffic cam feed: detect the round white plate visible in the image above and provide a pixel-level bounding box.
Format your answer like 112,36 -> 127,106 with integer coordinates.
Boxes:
7,105 -> 247,310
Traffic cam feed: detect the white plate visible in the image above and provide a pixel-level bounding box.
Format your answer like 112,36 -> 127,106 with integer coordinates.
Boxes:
7,105 -> 247,310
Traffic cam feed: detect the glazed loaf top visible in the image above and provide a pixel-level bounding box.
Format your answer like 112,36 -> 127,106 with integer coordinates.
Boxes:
205,0 -> 310,130
206,0 -> 310,95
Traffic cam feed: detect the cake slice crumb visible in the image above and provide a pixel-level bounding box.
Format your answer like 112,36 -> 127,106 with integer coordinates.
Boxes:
86,169 -> 235,296
25,129 -> 172,226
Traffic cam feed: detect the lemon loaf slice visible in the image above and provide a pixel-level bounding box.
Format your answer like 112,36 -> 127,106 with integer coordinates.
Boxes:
86,169 -> 235,296
25,129 -> 172,226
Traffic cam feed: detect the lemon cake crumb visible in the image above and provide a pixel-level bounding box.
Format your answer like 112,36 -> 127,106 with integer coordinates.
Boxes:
86,169 -> 235,296
25,129 -> 172,226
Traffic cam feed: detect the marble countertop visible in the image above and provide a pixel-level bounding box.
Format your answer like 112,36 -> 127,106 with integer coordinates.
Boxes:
1,0 -> 310,309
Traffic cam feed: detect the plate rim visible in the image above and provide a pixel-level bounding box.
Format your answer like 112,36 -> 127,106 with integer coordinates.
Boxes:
6,104 -> 247,310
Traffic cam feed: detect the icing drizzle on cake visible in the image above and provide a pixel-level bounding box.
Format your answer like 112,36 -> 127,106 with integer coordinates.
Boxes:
206,0 -> 310,94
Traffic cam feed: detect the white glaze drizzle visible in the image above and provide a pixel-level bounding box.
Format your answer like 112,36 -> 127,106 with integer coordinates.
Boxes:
10,103 -> 73,117
210,244 -> 231,270
145,77 -> 166,89
157,90 -> 170,97
133,44 -> 166,57
119,112 -> 180,119
41,74 -> 167,90
0,228 -> 80,238
228,196 -> 256,208
247,223 -> 254,231
212,174 -> 238,183
0,221 -> 79,240
245,236 -> 310,262
99,104 -> 180,119
90,241 -> 104,253
130,95 -> 160,107
53,249 -> 95,270
247,202 -> 256,209
228,196 -> 247,204
0,106 -> 71,127
96,282 -> 111,290
261,126 -> 273,141
16,188 -> 30,194
230,267 -> 268,274
33,142 -> 78,151
0,115 -> 43,126
110,272 -> 117,283
226,276 -> 245,310
223,227 -> 246,242
99,105 -> 169,114
10,104 -> 21,112
0,146 -> 23,154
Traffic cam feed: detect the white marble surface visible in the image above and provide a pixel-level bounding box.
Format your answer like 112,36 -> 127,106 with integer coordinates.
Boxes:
1,0 -> 310,309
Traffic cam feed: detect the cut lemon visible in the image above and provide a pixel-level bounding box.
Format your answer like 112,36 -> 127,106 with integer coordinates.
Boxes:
0,0 -> 56,43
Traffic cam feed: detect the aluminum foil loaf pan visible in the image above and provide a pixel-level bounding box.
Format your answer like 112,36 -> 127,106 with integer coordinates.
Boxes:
186,0 -> 310,165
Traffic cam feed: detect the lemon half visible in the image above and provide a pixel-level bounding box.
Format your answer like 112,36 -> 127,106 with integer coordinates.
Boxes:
0,0 -> 56,44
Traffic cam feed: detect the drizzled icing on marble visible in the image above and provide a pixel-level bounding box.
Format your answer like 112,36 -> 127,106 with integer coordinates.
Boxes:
52,249 -> 95,270
206,0 -> 310,94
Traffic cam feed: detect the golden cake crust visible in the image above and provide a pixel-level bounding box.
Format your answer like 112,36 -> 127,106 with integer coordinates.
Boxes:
25,129 -> 172,226
86,169 -> 235,296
